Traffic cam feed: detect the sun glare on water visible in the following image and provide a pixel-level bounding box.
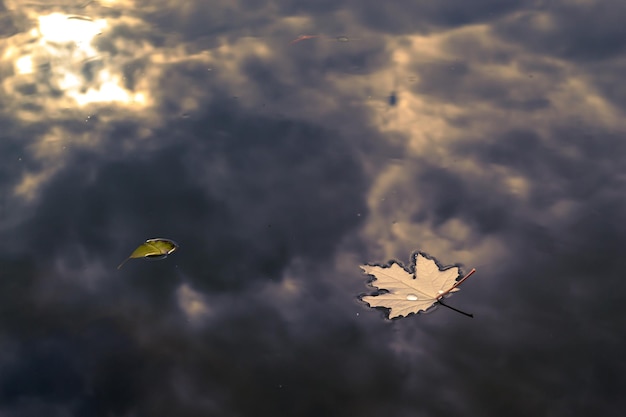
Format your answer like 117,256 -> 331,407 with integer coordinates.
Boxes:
38,13 -> 104,45
3,6 -> 150,201
8,11 -> 145,107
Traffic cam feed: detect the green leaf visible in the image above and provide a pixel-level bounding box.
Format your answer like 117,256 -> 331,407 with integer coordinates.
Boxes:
117,238 -> 179,269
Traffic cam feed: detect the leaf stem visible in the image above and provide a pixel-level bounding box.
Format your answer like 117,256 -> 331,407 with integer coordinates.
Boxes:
437,299 -> 473,318
438,268 -> 476,298
117,258 -> 130,269
453,268 -> 476,289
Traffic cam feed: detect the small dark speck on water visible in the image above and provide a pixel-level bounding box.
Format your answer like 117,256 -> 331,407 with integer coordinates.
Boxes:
388,92 -> 397,107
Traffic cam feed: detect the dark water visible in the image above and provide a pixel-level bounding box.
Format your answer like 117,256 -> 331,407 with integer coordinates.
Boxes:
0,1 -> 625,416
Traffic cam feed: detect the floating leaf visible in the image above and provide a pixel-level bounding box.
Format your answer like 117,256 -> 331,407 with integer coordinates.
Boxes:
360,252 -> 476,318
117,238 -> 179,269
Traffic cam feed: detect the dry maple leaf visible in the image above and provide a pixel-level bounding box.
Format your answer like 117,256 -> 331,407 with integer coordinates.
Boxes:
360,253 -> 475,319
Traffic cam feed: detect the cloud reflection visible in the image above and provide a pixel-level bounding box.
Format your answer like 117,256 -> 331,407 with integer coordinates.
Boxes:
0,0 -> 625,416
